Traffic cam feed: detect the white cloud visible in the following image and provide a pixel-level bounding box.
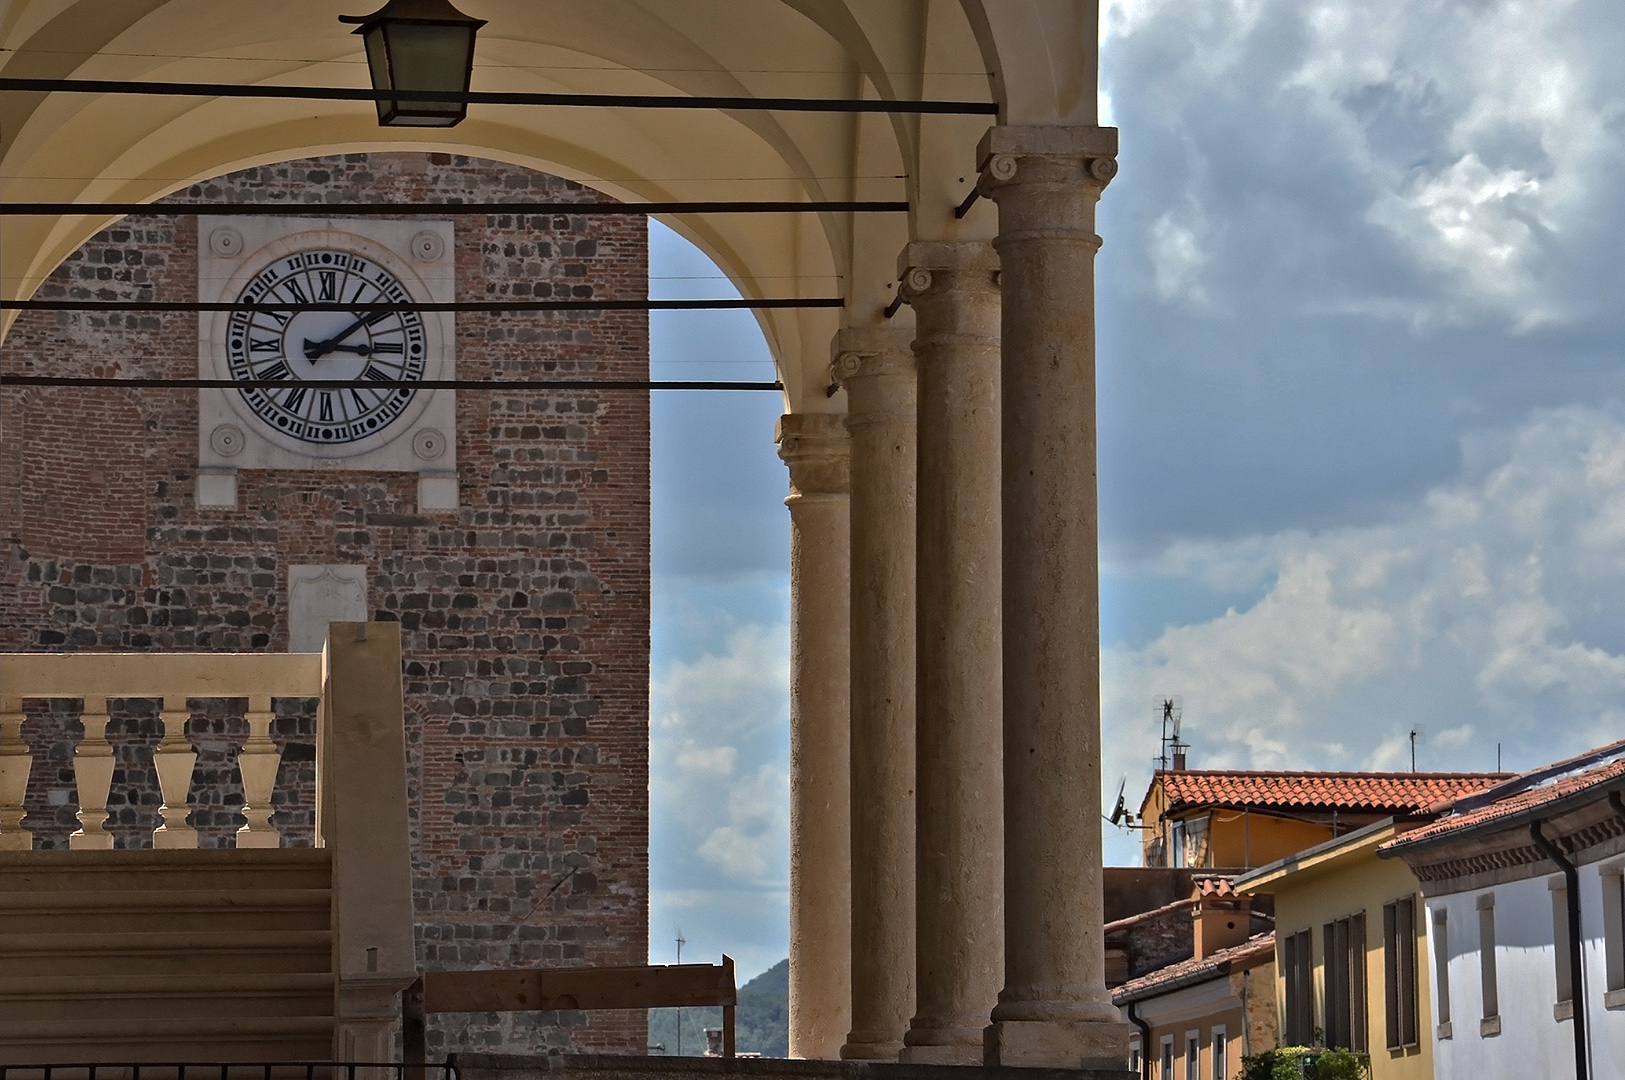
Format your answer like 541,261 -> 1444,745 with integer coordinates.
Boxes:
649,606 -> 791,968
1103,404 -> 1625,850
1106,0 -> 1619,327
695,763 -> 791,883
1149,207 -> 1213,308
1365,154 -> 1545,315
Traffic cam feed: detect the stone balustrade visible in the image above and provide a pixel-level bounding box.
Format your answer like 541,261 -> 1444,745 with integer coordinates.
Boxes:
0,651 -> 324,850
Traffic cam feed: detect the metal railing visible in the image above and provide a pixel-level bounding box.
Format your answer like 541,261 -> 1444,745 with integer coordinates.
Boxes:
0,1063 -> 459,1080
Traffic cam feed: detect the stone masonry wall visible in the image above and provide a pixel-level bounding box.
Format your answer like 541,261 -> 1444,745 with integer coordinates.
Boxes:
0,153 -> 651,1055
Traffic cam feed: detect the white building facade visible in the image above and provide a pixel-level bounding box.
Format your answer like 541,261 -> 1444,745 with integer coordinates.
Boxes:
1381,741 -> 1625,1080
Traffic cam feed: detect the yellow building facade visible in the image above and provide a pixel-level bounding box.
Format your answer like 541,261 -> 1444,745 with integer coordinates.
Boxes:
1235,820 -> 1434,1080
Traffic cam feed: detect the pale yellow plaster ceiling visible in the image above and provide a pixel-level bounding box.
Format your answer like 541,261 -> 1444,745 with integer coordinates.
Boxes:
0,0 -> 1095,412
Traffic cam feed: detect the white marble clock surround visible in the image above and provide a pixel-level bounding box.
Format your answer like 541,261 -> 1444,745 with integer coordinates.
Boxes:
195,216 -> 458,510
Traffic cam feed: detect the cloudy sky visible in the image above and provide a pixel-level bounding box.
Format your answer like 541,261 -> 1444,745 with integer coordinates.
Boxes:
648,0 -> 1625,977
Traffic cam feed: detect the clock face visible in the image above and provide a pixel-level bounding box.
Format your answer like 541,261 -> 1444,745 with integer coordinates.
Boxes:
225,248 -> 428,445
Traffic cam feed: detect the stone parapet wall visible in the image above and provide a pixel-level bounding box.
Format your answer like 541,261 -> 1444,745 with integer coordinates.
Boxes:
449,1054 -> 1137,1080
0,153 -> 650,1056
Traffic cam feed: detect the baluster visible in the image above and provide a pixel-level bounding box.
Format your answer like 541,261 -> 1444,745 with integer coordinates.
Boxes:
152,696 -> 198,849
0,697 -> 31,850
236,694 -> 282,848
70,695 -> 115,849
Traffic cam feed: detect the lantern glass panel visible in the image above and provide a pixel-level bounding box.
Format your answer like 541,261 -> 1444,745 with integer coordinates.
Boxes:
371,21 -> 476,126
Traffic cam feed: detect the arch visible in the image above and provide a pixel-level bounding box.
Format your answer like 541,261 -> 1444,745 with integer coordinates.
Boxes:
0,0 -> 1019,412
958,0 -> 1099,125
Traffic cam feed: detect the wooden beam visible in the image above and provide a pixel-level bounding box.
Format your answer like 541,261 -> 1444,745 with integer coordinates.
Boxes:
421,961 -> 737,1015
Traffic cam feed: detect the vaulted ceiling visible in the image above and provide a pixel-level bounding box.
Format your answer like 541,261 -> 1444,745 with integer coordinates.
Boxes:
0,0 -> 1098,410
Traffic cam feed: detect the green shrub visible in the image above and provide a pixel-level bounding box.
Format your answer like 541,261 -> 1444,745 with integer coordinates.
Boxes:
1240,1046 -> 1371,1080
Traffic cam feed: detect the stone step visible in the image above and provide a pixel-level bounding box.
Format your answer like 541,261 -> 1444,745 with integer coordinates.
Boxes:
0,850 -> 332,894
0,972 -> 335,1021
0,1015 -> 334,1066
0,930 -> 333,976
0,889 -> 332,934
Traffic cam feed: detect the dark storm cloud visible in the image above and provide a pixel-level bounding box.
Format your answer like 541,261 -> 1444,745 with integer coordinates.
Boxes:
1096,0 -> 1625,557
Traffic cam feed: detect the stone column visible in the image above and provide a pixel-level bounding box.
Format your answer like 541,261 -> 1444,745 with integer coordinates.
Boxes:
896,242 -> 1005,1065
832,326 -> 918,1062
776,413 -> 853,1060
976,125 -> 1132,1069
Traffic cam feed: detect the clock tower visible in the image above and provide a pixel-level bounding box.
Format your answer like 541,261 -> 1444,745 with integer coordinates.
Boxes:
0,152 -> 651,1057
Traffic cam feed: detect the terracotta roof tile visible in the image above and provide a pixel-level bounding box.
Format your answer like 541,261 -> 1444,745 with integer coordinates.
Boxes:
1112,933 -> 1275,1005
1382,739 -> 1625,851
1193,875 -> 1239,898
1147,770 -> 1507,815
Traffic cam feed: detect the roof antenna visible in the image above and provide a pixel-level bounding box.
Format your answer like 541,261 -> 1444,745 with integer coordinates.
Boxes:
1409,724 -> 1426,773
1156,696 -> 1186,771
674,926 -> 687,1055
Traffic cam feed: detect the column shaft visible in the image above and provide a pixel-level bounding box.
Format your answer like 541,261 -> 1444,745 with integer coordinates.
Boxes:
978,125 -> 1132,1069
777,413 -> 853,1060
898,242 -> 1004,1065
833,326 -> 918,1061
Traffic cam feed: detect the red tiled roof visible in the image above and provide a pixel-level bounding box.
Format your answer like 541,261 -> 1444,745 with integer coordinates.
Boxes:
1147,770 -> 1507,816
1112,933 -> 1275,1005
1382,739 -> 1625,852
1193,875 -> 1240,898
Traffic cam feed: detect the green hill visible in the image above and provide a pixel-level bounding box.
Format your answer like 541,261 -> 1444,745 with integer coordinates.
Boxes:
648,959 -> 788,1057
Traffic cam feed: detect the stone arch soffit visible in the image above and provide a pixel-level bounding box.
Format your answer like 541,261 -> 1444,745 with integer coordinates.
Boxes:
0,0 -> 923,208
3,91 -> 860,280
0,128 -> 823,408
958,0 -> 1099,126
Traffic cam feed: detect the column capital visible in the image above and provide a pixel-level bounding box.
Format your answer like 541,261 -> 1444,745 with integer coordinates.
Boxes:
776,412 -> 850,498
829,326 -> 916,423
896,241 -> 1000,306
976,124 -> 1119,198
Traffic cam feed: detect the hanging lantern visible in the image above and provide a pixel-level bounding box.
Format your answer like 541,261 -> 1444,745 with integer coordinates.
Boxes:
340,0 -> 487,128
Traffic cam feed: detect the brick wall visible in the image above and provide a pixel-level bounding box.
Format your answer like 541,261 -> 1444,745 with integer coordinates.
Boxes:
0,153 -> 651,1055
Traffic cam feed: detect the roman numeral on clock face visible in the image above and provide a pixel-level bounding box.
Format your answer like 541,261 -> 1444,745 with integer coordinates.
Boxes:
228,247 -> 428,445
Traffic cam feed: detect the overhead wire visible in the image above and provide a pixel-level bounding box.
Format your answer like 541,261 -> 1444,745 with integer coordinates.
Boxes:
0,375 -> 783,392
0,299 -> 843,313
0,77 -> 998,115
0,46 -> 991,79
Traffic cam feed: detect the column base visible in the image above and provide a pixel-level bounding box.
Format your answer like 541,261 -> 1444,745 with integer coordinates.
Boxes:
841,1040 -> 906,1062
899,1042 -> 985,1065
984,1020 -> 1134,1070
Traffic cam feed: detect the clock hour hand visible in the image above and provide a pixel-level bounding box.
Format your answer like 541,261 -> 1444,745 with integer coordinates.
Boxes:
303,313 -> 373,361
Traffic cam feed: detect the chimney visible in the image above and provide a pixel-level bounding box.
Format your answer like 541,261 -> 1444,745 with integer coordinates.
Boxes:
1192,882 -> 1250,959
1172,751 -> 1187,771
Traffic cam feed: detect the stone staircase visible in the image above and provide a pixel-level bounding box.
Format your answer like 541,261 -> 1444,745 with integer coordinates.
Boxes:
0,849 -> 336,1064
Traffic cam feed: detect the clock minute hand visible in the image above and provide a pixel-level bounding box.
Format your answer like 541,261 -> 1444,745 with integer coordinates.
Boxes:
303,313 -> 373,361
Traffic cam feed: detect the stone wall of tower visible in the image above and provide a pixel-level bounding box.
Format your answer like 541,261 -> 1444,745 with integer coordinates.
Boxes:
0,153 -> 651,1055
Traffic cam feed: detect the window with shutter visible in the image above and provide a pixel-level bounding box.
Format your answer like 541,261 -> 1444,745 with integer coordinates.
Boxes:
1431,907 -> 1452,1037
1282,929 -> 1315,1045
1383,897 -> 1419,1049
1482,889 -> 1501,1019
